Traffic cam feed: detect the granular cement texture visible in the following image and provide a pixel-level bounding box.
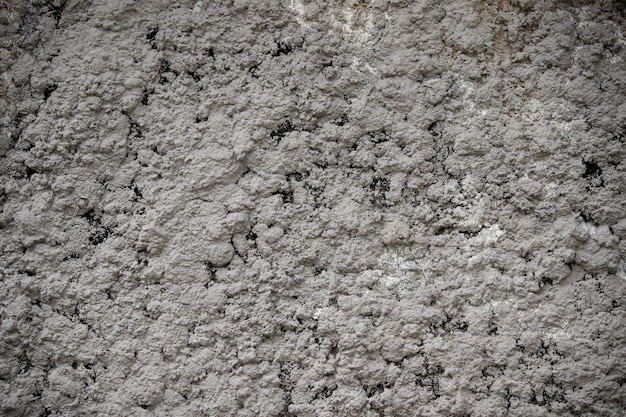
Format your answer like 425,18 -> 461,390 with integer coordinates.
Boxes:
1,0 -> 626,416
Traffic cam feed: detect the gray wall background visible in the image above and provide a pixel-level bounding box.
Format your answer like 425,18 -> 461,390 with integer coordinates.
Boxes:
1,0 -> 625,415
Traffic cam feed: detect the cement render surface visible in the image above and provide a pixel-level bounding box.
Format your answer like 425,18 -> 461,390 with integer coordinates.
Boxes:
1,0 -> 625,415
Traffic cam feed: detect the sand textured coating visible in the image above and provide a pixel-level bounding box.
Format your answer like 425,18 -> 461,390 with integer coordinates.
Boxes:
1,0 -> 625,415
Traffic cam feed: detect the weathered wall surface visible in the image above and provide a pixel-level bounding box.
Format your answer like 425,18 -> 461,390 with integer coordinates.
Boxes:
1,0 -> 625,415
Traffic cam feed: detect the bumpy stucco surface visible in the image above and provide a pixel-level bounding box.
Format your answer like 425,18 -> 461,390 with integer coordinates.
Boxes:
1,0 -> 626,415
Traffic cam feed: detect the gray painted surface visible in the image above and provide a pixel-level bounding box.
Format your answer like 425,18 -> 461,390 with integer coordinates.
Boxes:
1,0 -> 625,415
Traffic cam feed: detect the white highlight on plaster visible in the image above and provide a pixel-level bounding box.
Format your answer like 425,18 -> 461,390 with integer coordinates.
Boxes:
521,98 -> 544,122
357,247 -> 432,297
350,57 -> 378,76
458,79 -> 476,114
455,78 -> 489,126
617,259 -> 626,282
287,0 -> 312,28
470,224 -> 505,247
192,1 -> 203,12
329,1 -> 375,45
287,0 -> 376,46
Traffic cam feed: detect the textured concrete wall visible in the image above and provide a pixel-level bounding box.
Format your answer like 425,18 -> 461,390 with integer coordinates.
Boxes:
1,0 -> 625,415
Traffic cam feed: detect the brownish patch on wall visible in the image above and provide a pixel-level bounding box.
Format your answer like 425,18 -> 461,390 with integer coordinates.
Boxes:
477,0 -> 517,61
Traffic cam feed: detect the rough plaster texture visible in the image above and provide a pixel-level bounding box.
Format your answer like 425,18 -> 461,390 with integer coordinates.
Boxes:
1,0 -> 626,415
